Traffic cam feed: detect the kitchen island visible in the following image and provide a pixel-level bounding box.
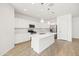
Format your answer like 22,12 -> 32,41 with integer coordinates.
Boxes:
31,33 -> 55,54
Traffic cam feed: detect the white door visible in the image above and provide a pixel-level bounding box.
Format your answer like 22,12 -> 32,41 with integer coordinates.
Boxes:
57,14 -> 72,41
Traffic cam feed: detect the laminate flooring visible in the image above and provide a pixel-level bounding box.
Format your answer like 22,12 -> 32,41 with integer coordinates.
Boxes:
4,39 -> 79,56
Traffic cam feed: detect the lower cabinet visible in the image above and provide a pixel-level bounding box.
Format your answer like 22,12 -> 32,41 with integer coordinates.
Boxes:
15,32 -> 30,44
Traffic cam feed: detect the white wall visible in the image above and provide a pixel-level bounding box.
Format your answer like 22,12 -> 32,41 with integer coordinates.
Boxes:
57,14 -> 72,41
0,4 -> 15,55
72,17 -> 79,38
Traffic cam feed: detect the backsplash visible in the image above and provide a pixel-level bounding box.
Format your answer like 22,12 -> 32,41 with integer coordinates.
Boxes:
15,28 -> 50,34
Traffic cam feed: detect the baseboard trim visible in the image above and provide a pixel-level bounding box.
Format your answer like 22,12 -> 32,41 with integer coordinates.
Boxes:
72,38 -> 79,40
1,45 -> 15,56
15,40 -> 31,45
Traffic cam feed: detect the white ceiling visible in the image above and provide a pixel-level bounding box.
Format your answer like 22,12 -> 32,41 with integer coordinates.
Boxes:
11,3 -> 79,21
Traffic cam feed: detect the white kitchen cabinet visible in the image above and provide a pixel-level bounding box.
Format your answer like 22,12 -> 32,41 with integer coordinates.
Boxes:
57,14 -> 72,41
15,29 -> 30,44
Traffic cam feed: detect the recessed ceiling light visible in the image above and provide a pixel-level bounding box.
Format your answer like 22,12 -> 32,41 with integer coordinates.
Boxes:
24,9 -> 27,11
31,3 -> 35,4
48,21 -> 50,25
40,19 -> 44,23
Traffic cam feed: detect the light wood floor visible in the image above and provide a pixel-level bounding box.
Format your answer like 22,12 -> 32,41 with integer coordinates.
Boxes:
4,39 -> 79,56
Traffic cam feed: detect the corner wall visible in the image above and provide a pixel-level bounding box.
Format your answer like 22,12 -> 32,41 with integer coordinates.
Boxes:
72,17 -> 79,38
0,4 -> 15,55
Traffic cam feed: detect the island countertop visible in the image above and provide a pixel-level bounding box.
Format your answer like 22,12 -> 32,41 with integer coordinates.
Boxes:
31,33 -> 56,39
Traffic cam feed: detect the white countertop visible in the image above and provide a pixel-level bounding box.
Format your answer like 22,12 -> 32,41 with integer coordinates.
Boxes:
31,33 -> 56,39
